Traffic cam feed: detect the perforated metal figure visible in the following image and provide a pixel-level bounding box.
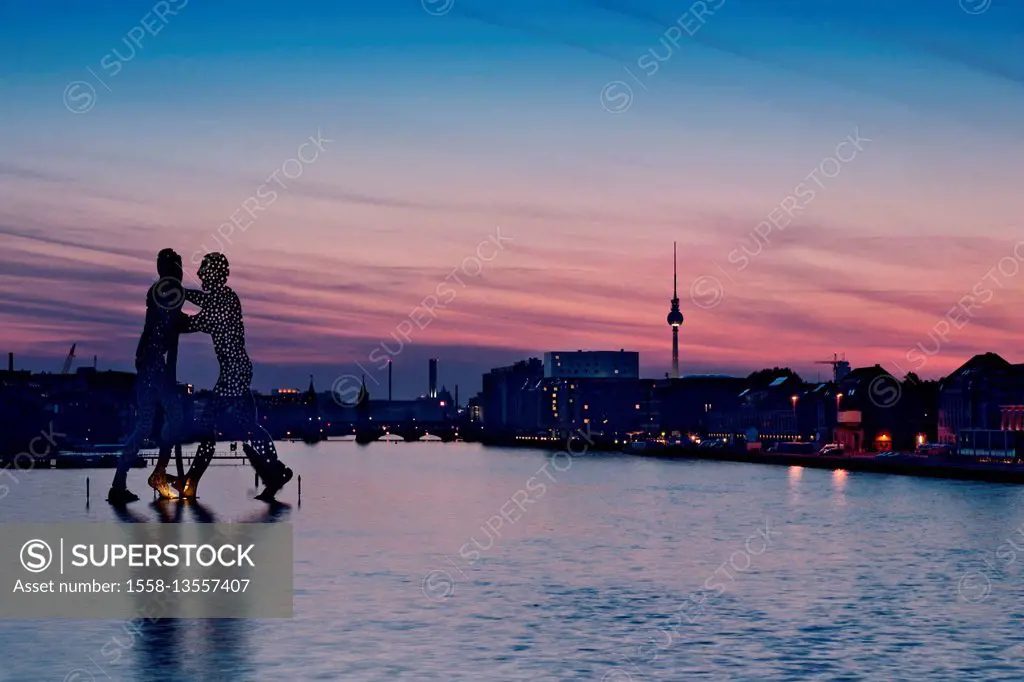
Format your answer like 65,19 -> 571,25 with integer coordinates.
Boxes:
175,253 -> 292,501
108,249 -> 186,505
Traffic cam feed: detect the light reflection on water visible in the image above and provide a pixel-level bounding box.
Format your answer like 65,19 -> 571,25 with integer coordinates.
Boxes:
1,441 -> 1024,680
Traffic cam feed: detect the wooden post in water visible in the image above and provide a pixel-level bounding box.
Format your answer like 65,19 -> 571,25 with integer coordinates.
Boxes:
298,474 -> 302,505
86,477 -> 90,503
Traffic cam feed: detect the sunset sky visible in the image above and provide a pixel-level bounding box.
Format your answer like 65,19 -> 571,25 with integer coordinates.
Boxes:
2,0 -> 1024,397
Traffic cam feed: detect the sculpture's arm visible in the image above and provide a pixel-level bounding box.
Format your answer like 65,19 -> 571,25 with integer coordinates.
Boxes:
179,307 -> 213,335
184,288 -> 207,307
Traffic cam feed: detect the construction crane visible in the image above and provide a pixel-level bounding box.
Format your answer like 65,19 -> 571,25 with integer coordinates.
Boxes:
61,343 -> 76,375
815,353 -> 849,383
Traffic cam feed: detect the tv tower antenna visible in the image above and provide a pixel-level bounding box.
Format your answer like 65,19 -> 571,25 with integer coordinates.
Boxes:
666,242 -> 684,379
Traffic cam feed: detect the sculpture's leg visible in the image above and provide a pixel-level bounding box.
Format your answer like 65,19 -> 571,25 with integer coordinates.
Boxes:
174,443 -> 185,482
174,394 -> 220,499
149,378 -> 185,499
147,443 -> 178,499
248,438 -> 291,502
175,439 -> 215,499
110,398 -> 155,504
236,393 -> 291,501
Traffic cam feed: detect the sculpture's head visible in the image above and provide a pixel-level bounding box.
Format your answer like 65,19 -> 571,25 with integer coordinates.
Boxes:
156,248 -> 183,281
197,252 -> 230,291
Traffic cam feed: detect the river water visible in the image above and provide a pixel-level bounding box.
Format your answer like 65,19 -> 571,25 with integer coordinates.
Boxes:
1,440 -> 1023,681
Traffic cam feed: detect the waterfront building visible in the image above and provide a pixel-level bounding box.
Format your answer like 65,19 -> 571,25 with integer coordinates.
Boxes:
481,358 -> 544,433
834,365 -> 937,452
37,368 -> 139,449
313,385 -> 455,439
938,353 -> 1024,455
467,395 -> 482,423
0,365 -> 49,458
706,372 -> 805,445
534,377 -> 657,437
257,377 -> 323,440
543,350 -> 639,379
361,397 -> 452,425
1,362 -> 197,453
655,375 -> 745,436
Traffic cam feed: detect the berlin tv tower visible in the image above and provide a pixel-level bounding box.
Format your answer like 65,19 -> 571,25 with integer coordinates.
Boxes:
666,242 -> 684,379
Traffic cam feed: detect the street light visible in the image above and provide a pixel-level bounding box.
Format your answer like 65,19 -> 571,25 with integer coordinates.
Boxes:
791,395 -> 799,440
834,393 -> 844,446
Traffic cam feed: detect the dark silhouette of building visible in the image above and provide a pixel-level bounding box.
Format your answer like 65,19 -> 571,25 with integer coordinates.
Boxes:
481,358 -> 544,434
467,394 -> 482,423
257,377 -> 323,441
707,370 -> 805,444
543,350 -> 639,379
939,353 -> 1024,456
831,365 -> 938,452
656,375 -> 745,436
527,376 -> 657,437
0,362 -> 49,459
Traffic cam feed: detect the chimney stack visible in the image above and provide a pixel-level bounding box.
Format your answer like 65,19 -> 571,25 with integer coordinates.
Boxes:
429,358 -> 438,399
7,352 -> 12,373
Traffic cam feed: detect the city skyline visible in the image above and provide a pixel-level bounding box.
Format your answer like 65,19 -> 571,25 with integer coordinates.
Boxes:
6,3 -> 1024,680
3,0 -> 1024,395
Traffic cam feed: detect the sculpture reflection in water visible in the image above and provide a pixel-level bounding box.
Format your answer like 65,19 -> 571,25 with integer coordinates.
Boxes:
110,499 -> 290,680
